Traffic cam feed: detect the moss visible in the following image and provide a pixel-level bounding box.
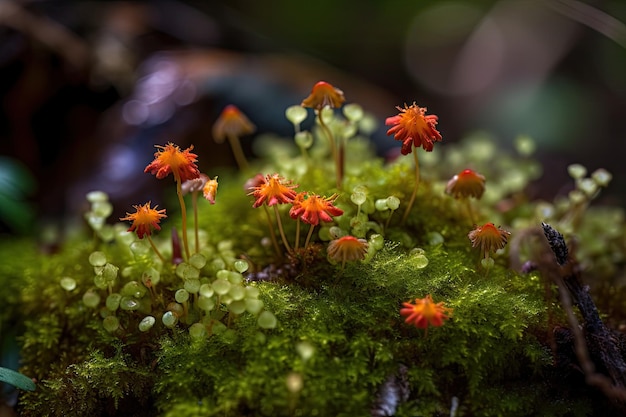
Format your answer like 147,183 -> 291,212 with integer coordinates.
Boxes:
2,93 -> 624,416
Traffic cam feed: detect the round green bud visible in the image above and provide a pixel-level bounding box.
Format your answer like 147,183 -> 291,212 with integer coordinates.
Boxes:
369,234 -> 385,251
386,196 -> 400,210
514,135 -> 536,156
481,257 -> 495,269
567,163 -> 587,179
343,103 -> 364,122
92,201 -> 113,218
245,298 -> 264,315
341,123 -> 358,139
98,225 -> 115,242
358,113 -> 378,135
189,323 -> 207,340
83,290 -> 101,308
294,131 -> 314,149
60,277 -> 76,291
234,260 -> 249,273
86,190 -> 109,203
184,278 -> 201,294
296,341 -> 315,361
116,229 -> 135,246
216,269 -> 230,281
319,106 -> 334,124
88,251 -> 107,267
257,311 -> 277,329
350,191 -> 367,206
212,278 -> 231,295
229,285 -> 245,301
102,263 -> 119,282
119,296 -> 140,311
138,316 -> 156,332
227,271 -> 243,285
375,199 -> 389,211
412,255 -> 429,269
285,105 -> 308,126
129,241 -> 149,256
175,289 -> 190,304
577,178 -> 598,197
568,190 -> 586,205
93,274 -> 108,289
142,268 -> 160,286
228,300 -> 247,314
328,226 -> 345,239
197,296 -> 215,311
102,316 -> 119,333
217,240 -> 233,253
199,283 -> 214,298
86,214 -> 105,231
105,293 -> 122,311
211,258 -> 226,271
121,281 -> 146,298
245,286 -> 260,299
591,168 -> 612,187
188,253 -> 207,270
162,311 -> 178,328
176,262 -> 200,280
427,232 -> 445,246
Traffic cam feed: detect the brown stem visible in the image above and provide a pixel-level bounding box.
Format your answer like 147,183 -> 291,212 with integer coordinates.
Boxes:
146,234 -> 166,263
304,224 -> 316,248
317,111 -> 342,188
192,191 -> 199,254
176,180 -> 191,260
263,205 -> 281,257
273,205 -> 292,253
401,148 -> 420,223
227,133 -> 249,171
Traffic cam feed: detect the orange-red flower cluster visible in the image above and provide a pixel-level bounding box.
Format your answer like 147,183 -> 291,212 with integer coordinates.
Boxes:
120,202 -> 167,239
400,294 -> 452,330
327,236 -> 368,264
249,174 -> 299,208
446,169 -> 486,199
301,81 -> 345,110
144,143 -> 200,183
289,193 -> 343,226
212,105 -> 256,143
385,103 -> 442,155
468,222 -> 510,258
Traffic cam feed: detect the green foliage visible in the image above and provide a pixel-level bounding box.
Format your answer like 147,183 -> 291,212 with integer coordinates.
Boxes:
2,98 -> 623,416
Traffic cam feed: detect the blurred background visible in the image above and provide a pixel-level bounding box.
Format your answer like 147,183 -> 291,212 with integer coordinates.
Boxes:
1,0 -> 625,237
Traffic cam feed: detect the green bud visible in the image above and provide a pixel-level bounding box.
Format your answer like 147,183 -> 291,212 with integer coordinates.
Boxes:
106,293 -> 122,311
119,296 -> 140,311
138,316 -> 156,332
285,105 -> 308,126
257,311 -> 277,329
375,199 -> 389,211
199,283 -> 214,298
175,289 -> 189,303
86,191 -> 109,203
184,278 -> 201,294
88,251 -> 107,267
60,277 -> 76,291
245,298 -> 264,315
162,311 -> 178,328
386,196 -> 400,210
228,300 -> 247,314
83,290 -> 101,308
103,316 -> 119,332
189,253 -> 207,270
294,131 -> 314,149
189,323 -> 207,340
212,278 -> 231,295
343,103 -> 364,122
567,163 -> 587,179
234,260 -> 249,273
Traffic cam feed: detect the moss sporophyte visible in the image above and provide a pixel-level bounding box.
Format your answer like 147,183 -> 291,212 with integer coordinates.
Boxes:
11,79 -> 625,416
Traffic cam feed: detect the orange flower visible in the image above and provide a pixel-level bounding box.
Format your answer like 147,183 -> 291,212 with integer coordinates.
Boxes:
203,176 -> 219,204
249,174 -> 298,208
212,105 -> 256,143
385,103 -> 442,155
327,236 -> 368,266
445,169 -> 486,199
301,81 -> 345,110
289,193 -> 343,226
144,143 -> 200,183
400,294 -> 452,330
468,222 -> 511,258
120,202 -> 167,239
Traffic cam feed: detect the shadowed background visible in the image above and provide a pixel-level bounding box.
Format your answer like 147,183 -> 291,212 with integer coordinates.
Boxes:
1,0 -> 625,237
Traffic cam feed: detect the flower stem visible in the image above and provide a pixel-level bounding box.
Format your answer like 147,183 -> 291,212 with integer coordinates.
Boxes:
304,224 -> 316,248
294,219 -> 301,250
273,205 -> 292,253
263,205 -> 281,256
401,148 -> 420,223
176,180 -> 191,260
192,191 -> 199,254
227,133 -> 249,171
317,111 -> 342,188
146,234 -> 166,263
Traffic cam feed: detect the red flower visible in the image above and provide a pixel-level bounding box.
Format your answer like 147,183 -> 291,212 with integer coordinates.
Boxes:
144,143 -> 200,183
120,202 -> 167,239
327,236 -> 368,266
301,81 -> 345,110
445,169 -> 486,199
249,174 -> 298,208
212,105 -> 256,143
289,193 -> 343,226
468,223 -> 511,258
385,103 -> 442,155
400,294 -> 452,330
